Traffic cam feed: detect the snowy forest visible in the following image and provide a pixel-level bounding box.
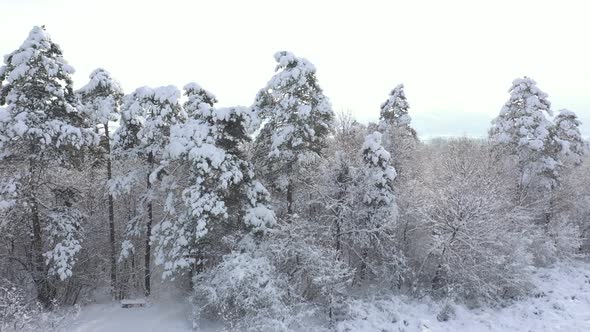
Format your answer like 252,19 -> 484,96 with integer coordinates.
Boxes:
1,26 -> 590,332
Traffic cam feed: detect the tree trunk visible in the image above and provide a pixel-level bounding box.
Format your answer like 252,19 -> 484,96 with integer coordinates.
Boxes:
29,160 -> 54,307
516,160 -> 527,205
545,191 -> 555,226
286,181 -> 293,217
144,152 -> 154,297
104,123 -> 118,299
31,197 -> 54,307
335,218 -> 341,255
189,250 -> 205,290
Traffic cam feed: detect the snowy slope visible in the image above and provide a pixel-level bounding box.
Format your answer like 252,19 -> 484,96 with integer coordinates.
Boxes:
58,262 -> 590,332
338,261 -> 590,332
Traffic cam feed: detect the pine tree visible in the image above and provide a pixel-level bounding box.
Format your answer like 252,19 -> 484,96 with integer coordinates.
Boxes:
490,77 -> 558,191
183,82 -> 217,120
114,85 -> 185,296
379,84 -> 416,138
253,51 -> 334,216
553,109 -> 585,166
538,109 -> 585,225
357,132 -> 398,280
77,68 -> 123,298
361,132 -> 398,217
154,83 -> 275,279
378,84 -> 417,180
0,26 -> 97,306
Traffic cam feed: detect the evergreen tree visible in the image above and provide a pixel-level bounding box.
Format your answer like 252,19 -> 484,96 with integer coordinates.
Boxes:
183,82 -> 217,120
0,26 -> 97,306
253,51 -> 334,216
490,77 -> 558,191
361,132 -> 398,219
379,84 -> 416,138
77,68 -> 123,298
378,84 -> 417,179
356,132 -> 399,280
538,109 -> 586,225
114,85 -> 185,296
553,109 -> 585,166
153,83 -> 275,279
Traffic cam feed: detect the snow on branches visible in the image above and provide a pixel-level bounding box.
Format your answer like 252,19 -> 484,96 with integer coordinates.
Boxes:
490,77 -> 560,189
0,26 -> 97,156
77,68 -> 123,126
380,84 -> 411,128
153,84 -> 275,278
43,207 -> 84,281
253,51 -> 334,191
114,85 -> 185,158
361,132 -> 397,209
553,109 -> 585,165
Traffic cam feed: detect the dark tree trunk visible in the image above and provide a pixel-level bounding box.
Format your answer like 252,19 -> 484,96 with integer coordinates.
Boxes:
335,218 -> 341,255
189,250 -> 205,290
104,123 -> 118,299
31,197 -> 54,307
144,152 -> 154,297
29,160 -> 54,307
286,181 -> 294,217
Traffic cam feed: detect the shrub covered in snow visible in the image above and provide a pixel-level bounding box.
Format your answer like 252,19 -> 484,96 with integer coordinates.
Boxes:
192,241 -> 290,331
0,281 -> 41,331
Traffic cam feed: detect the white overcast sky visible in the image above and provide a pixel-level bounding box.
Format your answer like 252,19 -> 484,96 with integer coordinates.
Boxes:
1,0 -> 589,138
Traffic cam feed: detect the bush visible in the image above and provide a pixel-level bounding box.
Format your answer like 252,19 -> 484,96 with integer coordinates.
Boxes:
192,242 -> 290,331
0,281 -> 41,332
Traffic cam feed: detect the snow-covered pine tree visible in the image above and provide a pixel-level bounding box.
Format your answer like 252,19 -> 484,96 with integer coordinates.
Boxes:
553,109 -> 585,166
77,68 -> 123,298
114,85 -> 185,296
361,132 -> 398,225
0,26 -> 97,306
378,84 -> 417,179
153,83 -> 275,279
535,109 -> 586,226
379,84 -> 415,137
253,51 -> 334,217
183,82 -> 217,120
490,77 -> 558,192
356,132 -> 399,281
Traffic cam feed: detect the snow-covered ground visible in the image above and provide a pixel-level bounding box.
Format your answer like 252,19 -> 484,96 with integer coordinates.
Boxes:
56,262 -> 590,332
60,301 -> 194,332
338,261 -> 590,332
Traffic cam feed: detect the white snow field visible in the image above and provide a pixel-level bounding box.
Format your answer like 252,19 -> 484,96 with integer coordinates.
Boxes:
62,301 -> 194,332
58,262 -> 590,332
337,262 -> 590,332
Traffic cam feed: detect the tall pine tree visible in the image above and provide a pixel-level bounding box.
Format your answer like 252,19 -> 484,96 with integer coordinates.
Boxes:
77,68 -> 123,298
490,77 -> 558,191
114,85 -> 185,296
253,51 -> 334,217
356,132 -> 398,280
154,83 -> 275,279
553,109 -> 585,166
379,84 -> 416,137
0,26 -> 97,306
378,84 -> 418,178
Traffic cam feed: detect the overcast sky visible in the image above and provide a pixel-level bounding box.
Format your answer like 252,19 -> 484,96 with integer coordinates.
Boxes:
1,0 -> 589,138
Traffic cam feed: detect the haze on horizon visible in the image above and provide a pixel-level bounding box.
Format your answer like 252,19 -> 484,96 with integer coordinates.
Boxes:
1,0 -> 589,138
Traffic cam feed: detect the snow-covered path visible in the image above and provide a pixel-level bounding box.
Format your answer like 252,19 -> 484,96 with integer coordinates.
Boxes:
63,301 -> 193,332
